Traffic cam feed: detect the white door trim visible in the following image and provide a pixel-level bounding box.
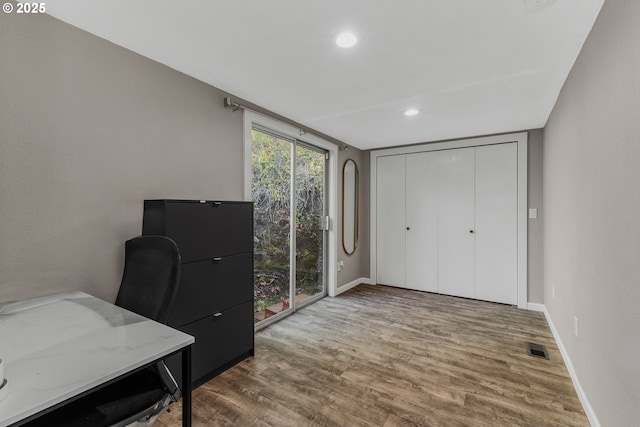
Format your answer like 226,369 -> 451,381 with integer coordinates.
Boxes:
370,132 -> 528,309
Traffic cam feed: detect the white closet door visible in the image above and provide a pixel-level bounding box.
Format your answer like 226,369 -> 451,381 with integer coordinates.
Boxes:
438,148 -> 475,298
475,143 -> 518,304
405,152 -> 438,292
376,155 -> 406,288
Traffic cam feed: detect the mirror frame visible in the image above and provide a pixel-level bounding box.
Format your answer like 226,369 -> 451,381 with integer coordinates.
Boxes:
342,159 -> 359,255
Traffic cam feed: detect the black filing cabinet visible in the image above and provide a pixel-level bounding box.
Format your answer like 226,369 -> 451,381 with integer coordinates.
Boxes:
142,199 -> 254,388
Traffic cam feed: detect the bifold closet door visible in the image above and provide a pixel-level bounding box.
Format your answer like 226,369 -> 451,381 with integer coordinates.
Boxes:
405,152 -> 438,292
475,143 -> 518,304
376,155 -> 406,288
376,144 -> 518,303
437,147 -> 475,298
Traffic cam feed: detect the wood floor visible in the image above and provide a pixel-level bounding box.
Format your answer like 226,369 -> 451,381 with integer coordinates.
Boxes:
157,284 -> 588,426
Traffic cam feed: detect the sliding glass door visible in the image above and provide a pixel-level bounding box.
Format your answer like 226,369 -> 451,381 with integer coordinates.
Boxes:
252,127 -> 327,326
294,143 -> 326,306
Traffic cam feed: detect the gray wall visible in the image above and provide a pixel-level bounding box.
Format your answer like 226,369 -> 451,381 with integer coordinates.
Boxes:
337,149 -> 370,287
527,129 -> 544,303
0,11 -> 244,302
542,0 -> 640,424
0,10 -> 371,304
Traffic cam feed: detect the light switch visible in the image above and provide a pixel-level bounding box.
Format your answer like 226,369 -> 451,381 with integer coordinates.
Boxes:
528,208 -> 538,219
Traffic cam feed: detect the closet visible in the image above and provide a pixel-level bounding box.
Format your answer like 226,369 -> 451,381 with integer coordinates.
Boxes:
376,142 -> 519,305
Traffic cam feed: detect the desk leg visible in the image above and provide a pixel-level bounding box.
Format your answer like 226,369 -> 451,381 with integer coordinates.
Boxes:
182,345 -> 192,427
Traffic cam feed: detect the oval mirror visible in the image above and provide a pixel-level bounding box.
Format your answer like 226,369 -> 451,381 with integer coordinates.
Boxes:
342,159 -> 359,254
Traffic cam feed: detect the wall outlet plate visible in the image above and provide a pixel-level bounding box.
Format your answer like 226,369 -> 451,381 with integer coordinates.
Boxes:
524,0 -> 557,13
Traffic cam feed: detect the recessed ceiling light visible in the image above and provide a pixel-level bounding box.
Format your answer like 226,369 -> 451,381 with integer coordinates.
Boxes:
336,32 -> 357,48
404,108 -> 419,117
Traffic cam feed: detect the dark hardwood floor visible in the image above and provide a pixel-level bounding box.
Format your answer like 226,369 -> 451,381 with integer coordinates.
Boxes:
158,284 -> 588,426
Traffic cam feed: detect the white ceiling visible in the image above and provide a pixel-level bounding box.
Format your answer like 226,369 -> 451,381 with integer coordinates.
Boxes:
43,0 -> 603,150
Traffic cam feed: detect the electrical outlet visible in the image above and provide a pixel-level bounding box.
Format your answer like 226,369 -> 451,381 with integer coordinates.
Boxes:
337,260 -> 344,272
574,317 -> 579,338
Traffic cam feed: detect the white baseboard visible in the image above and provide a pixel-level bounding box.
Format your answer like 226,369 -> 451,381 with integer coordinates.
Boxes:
334,277 -> 371,296
527,302 -> 546,312
542,306 -> 601,427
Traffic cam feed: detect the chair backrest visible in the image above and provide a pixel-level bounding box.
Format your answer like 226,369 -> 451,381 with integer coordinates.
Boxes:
115,235 -> 181,325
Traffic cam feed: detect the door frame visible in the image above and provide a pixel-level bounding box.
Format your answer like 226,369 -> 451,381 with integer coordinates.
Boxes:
369,132 -> 528,309
243,111 -> 339,305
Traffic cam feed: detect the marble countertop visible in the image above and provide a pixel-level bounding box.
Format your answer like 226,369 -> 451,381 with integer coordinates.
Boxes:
0,291 -> 194,426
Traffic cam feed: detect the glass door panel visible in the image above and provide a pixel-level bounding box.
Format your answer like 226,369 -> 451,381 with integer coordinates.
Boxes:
252,129 -> 293,323
294,144 -> 326,308
252,126 -> 328,327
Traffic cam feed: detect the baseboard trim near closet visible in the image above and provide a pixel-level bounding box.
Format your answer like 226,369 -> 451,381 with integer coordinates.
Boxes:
335,277 -> 372,296
527,302 -> 546,312
542,306 -> 601,427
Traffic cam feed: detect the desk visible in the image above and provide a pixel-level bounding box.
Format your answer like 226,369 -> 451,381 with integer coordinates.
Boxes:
0,291 -> 194,427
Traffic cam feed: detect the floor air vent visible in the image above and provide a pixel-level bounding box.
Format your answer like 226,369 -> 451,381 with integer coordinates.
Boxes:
526,342 -> 549,359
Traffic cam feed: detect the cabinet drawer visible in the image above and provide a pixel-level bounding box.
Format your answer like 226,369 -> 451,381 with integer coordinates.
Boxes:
143,200 -> 253,263
168,253 -> 253,326
166,301 -> 254,387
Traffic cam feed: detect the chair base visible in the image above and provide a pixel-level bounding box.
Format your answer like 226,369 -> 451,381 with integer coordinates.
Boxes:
23,368 -> 174,427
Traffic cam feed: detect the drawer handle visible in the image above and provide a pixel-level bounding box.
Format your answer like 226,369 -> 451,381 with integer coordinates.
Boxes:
213,312 -> 223,318
212,257 -> 223,263
212,201 -> 222,206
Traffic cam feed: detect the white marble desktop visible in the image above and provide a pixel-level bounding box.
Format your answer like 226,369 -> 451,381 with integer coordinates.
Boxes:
0,291 -> 194,426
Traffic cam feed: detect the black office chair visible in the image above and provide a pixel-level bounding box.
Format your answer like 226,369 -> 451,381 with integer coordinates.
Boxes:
25,236 -> 182,427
